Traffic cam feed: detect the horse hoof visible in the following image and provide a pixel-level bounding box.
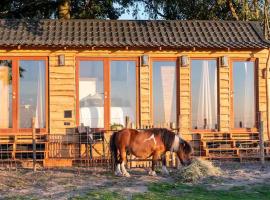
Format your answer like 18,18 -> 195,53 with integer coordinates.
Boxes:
123,172 -> 131,177
149,170 -> 157,176
162,167 -> 169,176
115,171 -> 122,176
162,171 -> 169,176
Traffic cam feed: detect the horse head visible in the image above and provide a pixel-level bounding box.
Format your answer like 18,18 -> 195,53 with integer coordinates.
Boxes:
176,138 -> 193,166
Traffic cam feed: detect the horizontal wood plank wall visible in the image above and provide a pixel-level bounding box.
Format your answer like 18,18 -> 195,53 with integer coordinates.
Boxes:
0,49 -> 268,140
140,62 -> 151,127
219,64 -> 230,132
49,52 -> 76,134
179,63 -> 191,139
258,50 -> 268,138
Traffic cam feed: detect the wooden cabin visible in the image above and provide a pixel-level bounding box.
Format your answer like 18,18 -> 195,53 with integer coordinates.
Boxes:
0,19 -> 270,167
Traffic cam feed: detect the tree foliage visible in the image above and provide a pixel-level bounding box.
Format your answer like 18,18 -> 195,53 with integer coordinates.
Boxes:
0,0 -> 57,19
0,0 -> 124,19
0,0 -> 268,22
128,0 -> 267,21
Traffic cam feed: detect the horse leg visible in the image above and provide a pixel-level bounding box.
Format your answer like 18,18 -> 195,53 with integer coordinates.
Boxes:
149,152 -> 158,176
161,154 -> 169,176
120,148 -> 130,177
114,150 -> 122,176
115,163 -> 122,176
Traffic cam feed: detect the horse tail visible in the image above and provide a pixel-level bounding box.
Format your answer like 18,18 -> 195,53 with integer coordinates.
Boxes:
109,132 -> 118,171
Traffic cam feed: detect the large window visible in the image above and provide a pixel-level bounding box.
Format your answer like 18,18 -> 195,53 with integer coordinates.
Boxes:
153,61 -> 177,126
0,60 -> 12,128
232,61 -> 256,129
79,61 -> 104,128
191,60 -> 217,130
19,60 -> 46,128
110,61 -> 136,126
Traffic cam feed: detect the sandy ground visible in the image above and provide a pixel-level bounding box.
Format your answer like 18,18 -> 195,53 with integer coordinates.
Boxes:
0,162 -> 270,199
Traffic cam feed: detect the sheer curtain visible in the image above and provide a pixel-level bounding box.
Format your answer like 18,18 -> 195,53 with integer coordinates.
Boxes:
19,60 -> 45,128
110,61 -> 136,126
161,66 -> 176,123
233,61 -> 255,128
35,61 -> 45,128
153,61 -> 176,126
192,60 -> 217,129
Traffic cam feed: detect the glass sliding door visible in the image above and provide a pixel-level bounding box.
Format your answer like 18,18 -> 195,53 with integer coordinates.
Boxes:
153,61 -> 177,126
110,61 -> 136,127
79,61 -> 104,128
232,61 -> 256,129
191,60 -> 217,130
19,60 -> 46,129
0,60 -> 12,129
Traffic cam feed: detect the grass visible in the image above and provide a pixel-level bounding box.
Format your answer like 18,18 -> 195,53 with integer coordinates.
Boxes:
70,182 -> 270,200
71,190 -> 124,200
133,182 -> 270,200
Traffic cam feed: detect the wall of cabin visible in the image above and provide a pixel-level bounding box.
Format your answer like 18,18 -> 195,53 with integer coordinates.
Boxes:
0,48 -> 268,141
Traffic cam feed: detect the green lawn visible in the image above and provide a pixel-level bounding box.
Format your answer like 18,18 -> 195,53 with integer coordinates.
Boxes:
71,182 -> 270,200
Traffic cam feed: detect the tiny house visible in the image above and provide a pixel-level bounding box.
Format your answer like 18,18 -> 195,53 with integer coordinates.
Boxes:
0,19 -> 269,166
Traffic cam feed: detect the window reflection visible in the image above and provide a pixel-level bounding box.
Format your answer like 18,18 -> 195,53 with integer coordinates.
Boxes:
192,60 -> 217,130
79,61 -> 104,128
0,60 -> 12,128
110,61 -> 136,127
233,61 -> 255,128
19,60 -> 46,128
153,61 -> 176,126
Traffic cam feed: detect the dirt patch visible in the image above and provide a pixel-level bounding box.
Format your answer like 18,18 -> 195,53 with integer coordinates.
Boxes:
207,162 -> 270,190
0,162 -> 270,199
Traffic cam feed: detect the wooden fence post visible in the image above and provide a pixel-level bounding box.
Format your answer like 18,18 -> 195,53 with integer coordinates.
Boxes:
259,112 -> 265,166
125,116 -> 130,128
32,117 -> 37,172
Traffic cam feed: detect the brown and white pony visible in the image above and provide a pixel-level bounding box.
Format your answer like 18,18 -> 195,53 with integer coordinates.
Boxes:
110,128 -> 193,177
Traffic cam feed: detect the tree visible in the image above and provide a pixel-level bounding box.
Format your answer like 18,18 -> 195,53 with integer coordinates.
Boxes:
0,0 -> 125,19
59,0 -> 71,19
264,0 -> 270,39
0,0 -> 57,19
70,0 -> 123,19
126,0 -> 267,21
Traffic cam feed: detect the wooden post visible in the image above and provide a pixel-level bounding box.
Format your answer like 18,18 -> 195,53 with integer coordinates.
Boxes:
259,112 -> 265,165
32,118 -> 37,172
125,116 -> 130,128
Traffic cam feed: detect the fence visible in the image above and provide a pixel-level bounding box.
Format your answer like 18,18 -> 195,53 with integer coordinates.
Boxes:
0,118 -> 269,171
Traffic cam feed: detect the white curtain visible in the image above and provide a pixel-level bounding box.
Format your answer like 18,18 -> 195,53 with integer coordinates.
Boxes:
160,66 -> 176,124
110,61 -> 136,126
196,61 -> 217,129
35,62 -> 45,128
237,62 -> 255,128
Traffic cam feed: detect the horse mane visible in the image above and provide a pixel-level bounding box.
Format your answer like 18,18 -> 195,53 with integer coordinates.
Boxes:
182,140 -> 193,154
148,128 -> 176,151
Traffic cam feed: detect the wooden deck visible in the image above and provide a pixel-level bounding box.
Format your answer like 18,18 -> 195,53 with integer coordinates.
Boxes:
0,130 -> 269,168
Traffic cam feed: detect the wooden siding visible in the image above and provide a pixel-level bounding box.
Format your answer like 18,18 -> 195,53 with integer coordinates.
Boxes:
140,61 -> 151,126
49,53 -> 76,134
0,49 -> 268,140
179,63 -> 191,138
219,63 -> 230,132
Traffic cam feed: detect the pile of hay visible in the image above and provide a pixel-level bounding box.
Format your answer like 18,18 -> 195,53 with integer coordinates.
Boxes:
176,158 -> 222,183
